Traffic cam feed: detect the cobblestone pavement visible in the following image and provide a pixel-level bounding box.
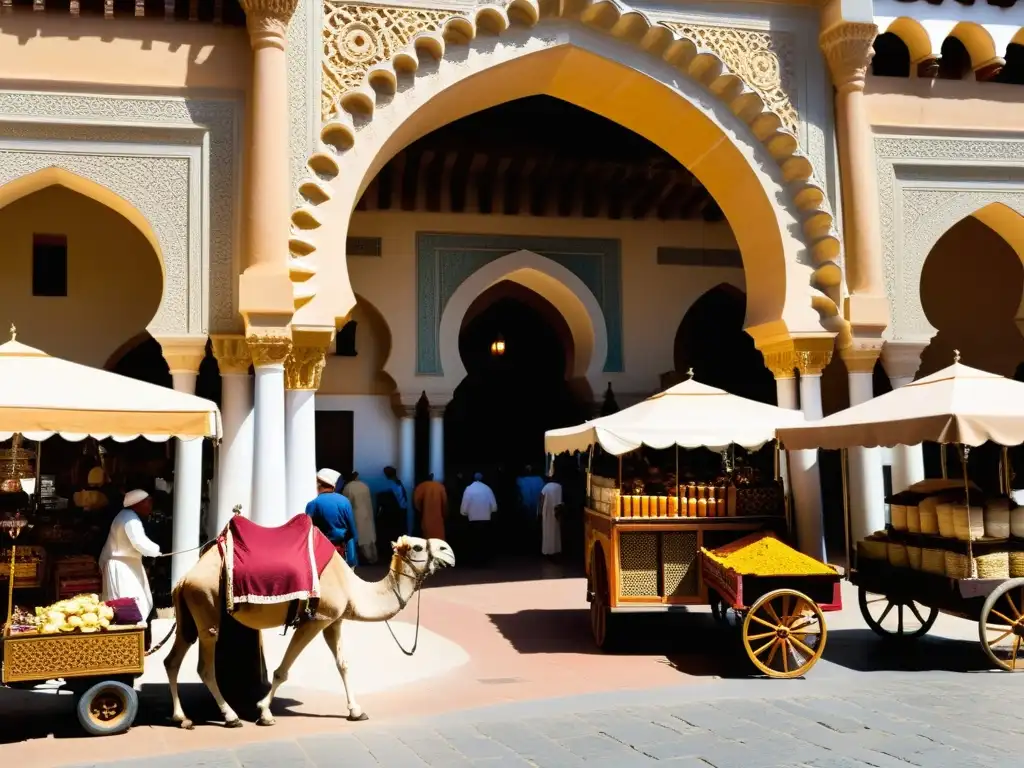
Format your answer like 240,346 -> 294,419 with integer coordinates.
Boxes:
68,673 -> 1023,768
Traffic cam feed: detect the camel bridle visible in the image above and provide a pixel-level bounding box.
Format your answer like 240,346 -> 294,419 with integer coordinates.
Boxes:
383,546 -> 437,657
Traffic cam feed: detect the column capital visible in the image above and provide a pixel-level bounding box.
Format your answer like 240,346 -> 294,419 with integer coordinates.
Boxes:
155,335 -> 207,376
428,405 -> 447,418
819,21 -> 878,93
840,340 -> 885,375
246,331 -> 292,368
211,334 -> 252,376
759,337 -> 835,379
285,344 -> 329,390
239,0 -> 298,48
881,341 -> 929,384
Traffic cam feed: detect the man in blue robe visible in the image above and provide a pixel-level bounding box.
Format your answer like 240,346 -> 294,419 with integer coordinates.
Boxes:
383,465 -> 412,536
516,465 -> 545,553
305,468 -> 358,568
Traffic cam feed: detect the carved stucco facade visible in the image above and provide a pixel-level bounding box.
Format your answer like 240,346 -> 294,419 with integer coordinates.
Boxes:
876,134 -> 1024,343
0,91 -> 242,336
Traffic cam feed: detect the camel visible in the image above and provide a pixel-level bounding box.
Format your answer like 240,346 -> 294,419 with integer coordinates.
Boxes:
164,534 -> 454,729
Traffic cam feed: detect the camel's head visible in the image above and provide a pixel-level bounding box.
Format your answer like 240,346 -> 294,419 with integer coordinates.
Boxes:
392,535 -> 455,576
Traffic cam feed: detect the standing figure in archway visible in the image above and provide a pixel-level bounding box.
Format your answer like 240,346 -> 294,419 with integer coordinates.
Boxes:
539,475 -> 563,557
516,465 -> 545,553
460,473 -> 498,567
414,473 -> 448,540
341,471 -> 377,565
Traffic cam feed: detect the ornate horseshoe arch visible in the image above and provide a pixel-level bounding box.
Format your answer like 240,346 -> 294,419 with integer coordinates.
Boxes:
288,0 -> 844,344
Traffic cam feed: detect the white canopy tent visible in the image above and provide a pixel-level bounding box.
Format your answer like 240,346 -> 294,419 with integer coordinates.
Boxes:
0,332 -> 221,442
544,377 -> 807,456
775,360 -> 1024,451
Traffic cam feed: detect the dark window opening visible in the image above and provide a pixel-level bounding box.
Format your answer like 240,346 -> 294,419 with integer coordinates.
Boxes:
938,37 -> 973,81
32,234 -> 68,297
335,320 -> 358,357
871,33 -> 911,78
996,43 -> 1024,85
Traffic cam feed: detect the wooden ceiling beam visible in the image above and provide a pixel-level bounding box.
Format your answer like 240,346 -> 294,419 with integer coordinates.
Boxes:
400,150 -> 424,211
448,150 -> 475,213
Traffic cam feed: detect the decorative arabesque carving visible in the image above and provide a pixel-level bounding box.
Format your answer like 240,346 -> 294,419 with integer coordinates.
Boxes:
247,334 -> 294,367
660,23 -> 798,132
322,1 -> 459,118
819,21 -> 877,92
212,335 -> 253,375
284,344 -> 329,389
309,0 -> 840,336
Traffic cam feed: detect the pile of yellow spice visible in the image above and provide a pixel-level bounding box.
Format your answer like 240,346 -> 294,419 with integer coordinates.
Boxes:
703,534 -> 836,577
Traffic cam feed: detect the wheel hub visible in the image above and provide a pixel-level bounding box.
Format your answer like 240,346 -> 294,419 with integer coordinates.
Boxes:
1013,623 -> 1024,638
776,627 -> 789,639
91,694 -> 124,722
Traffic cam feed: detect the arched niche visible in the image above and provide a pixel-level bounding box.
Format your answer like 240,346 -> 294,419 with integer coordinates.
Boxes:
320,293 -> 397,396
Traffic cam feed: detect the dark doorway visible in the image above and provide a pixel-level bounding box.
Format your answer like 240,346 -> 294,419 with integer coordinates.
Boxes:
673,284 -> 776,405
315,410 -> 355,480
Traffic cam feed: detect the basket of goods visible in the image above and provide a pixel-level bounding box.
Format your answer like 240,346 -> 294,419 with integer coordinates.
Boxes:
1010,551 -> 1024,578
857,533 -> 888,561
890,504 -> 908,531
918,497 -> 941,536
3,606 -> 39,635
952,506 -> 984,542
887,542 -> 908,568
703,534 -> 837,577
984,499 -> 1011,539
921,547 -> 946,576
20,594 -> 118,635
936,503 -> 956,539
906,545 -> 922,571
1012,506 -> 1024,538
906,504 -> 921,534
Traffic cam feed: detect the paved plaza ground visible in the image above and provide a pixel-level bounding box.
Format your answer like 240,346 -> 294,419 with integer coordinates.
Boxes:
2,557 -> 1021,766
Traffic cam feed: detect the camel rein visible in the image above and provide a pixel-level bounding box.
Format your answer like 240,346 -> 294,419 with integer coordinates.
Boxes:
384,553 -> 429,657
142,539 -> 219,657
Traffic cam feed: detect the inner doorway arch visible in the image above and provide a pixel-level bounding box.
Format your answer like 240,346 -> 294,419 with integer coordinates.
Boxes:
292,6 -> 842,343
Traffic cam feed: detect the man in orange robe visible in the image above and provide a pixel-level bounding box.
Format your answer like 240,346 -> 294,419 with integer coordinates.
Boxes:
414,473 -> 449,540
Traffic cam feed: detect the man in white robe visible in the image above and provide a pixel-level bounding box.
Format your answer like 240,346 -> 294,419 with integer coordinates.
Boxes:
100,489 -> 161,626
539,477 -> 563,557
341,471 -> 377,564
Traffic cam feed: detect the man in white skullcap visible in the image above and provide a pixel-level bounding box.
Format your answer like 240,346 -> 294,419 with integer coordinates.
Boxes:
99,489 -> 162,637
305,468 -> 359,568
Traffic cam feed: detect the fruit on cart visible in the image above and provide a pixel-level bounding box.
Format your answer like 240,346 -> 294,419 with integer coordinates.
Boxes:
20,594 -> 122,635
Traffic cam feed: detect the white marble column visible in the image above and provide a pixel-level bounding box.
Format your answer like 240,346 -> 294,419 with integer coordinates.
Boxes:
158,336 -> 207,587
761,341 -> 831,561
284,340 -> 329,518
429,405 -> 445,482
398,405 -> 416,496
212,336 -> 254,535
881,342 -> 928,493
843,347 -> 887,545
248,334 -> 291,527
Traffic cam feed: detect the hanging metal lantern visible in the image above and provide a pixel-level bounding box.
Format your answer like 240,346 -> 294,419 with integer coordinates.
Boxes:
490,335 -> 506,357
0,435 -> 35,494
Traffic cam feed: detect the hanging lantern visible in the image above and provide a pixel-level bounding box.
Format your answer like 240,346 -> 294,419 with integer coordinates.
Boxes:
490,335 -> 506,357
0,435 -> 35,494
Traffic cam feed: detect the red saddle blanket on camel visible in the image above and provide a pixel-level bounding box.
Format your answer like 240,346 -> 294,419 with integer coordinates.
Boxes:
219,514 -> 337,612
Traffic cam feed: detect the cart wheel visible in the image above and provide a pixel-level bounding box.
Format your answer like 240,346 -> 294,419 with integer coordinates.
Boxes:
742,589 -> 826,679
979,577 -> 1024,672
590,549 -> 618,651
858,587 -> 937,641
76,680 -> 138,736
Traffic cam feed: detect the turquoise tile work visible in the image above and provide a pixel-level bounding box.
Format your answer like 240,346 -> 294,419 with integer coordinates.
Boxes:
416,233 -> 623,376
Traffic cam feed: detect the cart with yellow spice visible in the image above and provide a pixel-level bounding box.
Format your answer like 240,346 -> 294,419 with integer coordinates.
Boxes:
776,353 -> 1024,672
546,375 -> 841,676
0,328 -> 222,735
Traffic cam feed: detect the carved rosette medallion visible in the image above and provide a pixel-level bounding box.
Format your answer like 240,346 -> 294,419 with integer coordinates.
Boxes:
247,334 -> 293,368
321,2 -> 460,118
285,345 -> 329,390
212,335 -> 253,376
660,23 -> 799,132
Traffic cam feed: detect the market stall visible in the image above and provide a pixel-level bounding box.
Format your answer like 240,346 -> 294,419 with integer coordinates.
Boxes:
546,376 -> 842,677
0,328 -> 222,734
776,354 -> 1024,671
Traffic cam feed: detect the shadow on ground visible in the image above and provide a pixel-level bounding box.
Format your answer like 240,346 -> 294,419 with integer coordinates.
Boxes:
0,682 -> 310,742
486,608 -> 997,679
362,552 -> 583,590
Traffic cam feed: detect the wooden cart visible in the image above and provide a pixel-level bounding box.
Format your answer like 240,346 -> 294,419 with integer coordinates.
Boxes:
2,626 -> 146,735
701,539 -> 842,678
853,546 -> 1024,671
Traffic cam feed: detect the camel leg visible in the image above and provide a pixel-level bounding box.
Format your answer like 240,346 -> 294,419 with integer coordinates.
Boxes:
256,620 -> 327,726
164,629 -> 195,729
196,634 -> 243,728
323,620 -> 368,722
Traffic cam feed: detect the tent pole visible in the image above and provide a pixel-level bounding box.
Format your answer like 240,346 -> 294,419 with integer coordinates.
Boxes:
962,444 -> 974,568
940,444 -> 948,479
675,445 -> 680,514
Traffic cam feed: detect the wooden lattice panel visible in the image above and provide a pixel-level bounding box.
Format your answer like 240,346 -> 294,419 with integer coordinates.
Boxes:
2,630 -> 145,684
618,532 -> 659,597
662,532 -> 700,598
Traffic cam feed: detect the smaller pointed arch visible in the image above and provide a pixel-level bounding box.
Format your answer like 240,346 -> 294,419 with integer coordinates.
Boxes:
0,167 -> 165,280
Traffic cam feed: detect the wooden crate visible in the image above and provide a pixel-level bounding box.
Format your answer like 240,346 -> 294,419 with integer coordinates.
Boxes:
1,628 -> 145,684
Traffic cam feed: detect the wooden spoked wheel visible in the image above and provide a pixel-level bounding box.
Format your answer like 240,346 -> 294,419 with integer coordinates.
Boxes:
742,589 -> 827,679
858,587 -> 938,641
589,549 -> 614,650
979,577 -> 1024,672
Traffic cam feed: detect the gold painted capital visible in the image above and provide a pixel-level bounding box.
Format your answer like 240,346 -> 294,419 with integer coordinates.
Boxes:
212,335 -> 252,376
819,22 -> 878,93
155,335 -> 207,376
840,343 -> 884,375
285,345 -> 329,390
240,0 -> 297,47
759,338 -> 835,379
247,332 -> 293,368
